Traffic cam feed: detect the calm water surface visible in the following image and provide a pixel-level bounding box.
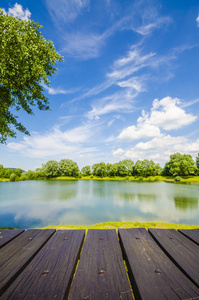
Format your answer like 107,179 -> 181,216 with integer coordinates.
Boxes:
0,180 -> 199,228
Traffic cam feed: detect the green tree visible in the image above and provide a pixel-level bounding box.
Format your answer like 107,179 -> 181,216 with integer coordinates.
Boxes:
10,173 -> 17,182
34,168 -> 45,179
13,168 -> 23,177
92,162 -> 107,178
134,160 -> 161,177
42,160 -> 59,178
196,153 -> 199,169
106,163 -> 118,177
59,159 -> 79,177
25,170 -> 36,180
0,164 -> 4,178
4,169 -> 12,178
81,165 -> 91,176
163,153 -> 196,176
117,160 -> 134,177
0,9 -> 63,143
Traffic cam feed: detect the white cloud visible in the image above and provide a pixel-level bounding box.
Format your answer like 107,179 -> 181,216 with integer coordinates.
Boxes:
46,0 -> 90,24
133,135 -> 187,151
112,148 -> 125,156
3,3 -> 31,20
119,124 -> 161,141
123,136 -> 199,166
149,97 -> 197,130
119,96 -> 197,142
7,123 -> 98,159
196,14 -> 199,27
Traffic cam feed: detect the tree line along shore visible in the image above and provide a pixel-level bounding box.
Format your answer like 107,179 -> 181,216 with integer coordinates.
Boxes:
0,152 -> 199,183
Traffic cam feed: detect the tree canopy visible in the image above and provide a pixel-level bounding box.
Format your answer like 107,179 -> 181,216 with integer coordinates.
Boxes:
0,9 -> 63,143
163,153 -> 197,176
59,159 -> 79,177
196,153 -> 199,169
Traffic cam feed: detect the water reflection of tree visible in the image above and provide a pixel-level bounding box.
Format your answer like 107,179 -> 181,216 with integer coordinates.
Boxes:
59,189 -> 78,201
41,181 -> 78,201
117,193 -> 156,203
137,194 -> 157,203
118,193 -> 136,203
174,197 -> 198,211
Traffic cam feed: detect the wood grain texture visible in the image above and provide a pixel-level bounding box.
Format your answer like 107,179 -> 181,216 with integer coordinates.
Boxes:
119,228 -> 199,300
0,229 -> 24,249
0,229 -> 55,296
68,229 -> 133,300
1,230 -> 85,300
179,229 -> 199,245
149,228 -> 199,287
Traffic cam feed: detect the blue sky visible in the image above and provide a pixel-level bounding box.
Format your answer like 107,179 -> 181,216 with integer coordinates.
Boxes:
1,0 -> 199,171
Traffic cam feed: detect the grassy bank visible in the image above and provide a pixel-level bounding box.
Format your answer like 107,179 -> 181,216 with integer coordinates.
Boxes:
0,178 -> 10,182
43,221 -> 199,230
1,222 -> 198,231
1,175 -> 199,183
54,175 -> 199,183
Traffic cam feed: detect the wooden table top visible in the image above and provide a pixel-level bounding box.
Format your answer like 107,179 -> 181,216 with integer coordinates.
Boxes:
0,228 -> 199,299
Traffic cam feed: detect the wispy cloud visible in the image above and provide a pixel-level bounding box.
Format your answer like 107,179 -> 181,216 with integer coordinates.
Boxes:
42,83 -> 78,95
196,14 -> 199,27
45,0 -> 90,24
61,15 -> 130,60
181,98 -> 199,108
131,17 -> 171,35
72,42 -> 179,102
62,32 -> 104,60
69,43 -> 181,121
86,89 -> 137,119
108,47 -> 156,80
2,3 -> 31,20
51,0 -> 171,61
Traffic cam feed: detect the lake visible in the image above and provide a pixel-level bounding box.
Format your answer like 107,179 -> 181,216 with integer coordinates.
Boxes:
0,180 -> 199,228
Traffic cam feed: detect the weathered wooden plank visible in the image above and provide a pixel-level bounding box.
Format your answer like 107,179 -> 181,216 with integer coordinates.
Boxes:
179,229 -> 199,245
149,228 -> 199,287
119,228 -> 199,300
0,229 -> 55,296
1,230 -> 85,300
68,229 -> 133,300
0,229 -> 24,249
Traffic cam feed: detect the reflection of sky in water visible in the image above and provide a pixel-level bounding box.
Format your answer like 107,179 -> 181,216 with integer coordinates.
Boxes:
0,180 -> 199,228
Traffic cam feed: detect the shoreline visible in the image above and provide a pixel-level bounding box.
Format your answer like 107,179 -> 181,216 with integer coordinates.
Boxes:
1,221 -> 199,231
1,175 -> 199,183
55,175 -> 199,183
43,221 -> 199,230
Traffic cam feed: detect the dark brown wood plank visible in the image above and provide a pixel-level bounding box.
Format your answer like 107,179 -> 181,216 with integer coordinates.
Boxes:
68,229 -> 133,300
179,229 -> 199,245
1,230 -> 85,300
119,228 -> 199,300
0,229 -> 24,248
0,229 -> 55,296
149,228 -> 199,287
